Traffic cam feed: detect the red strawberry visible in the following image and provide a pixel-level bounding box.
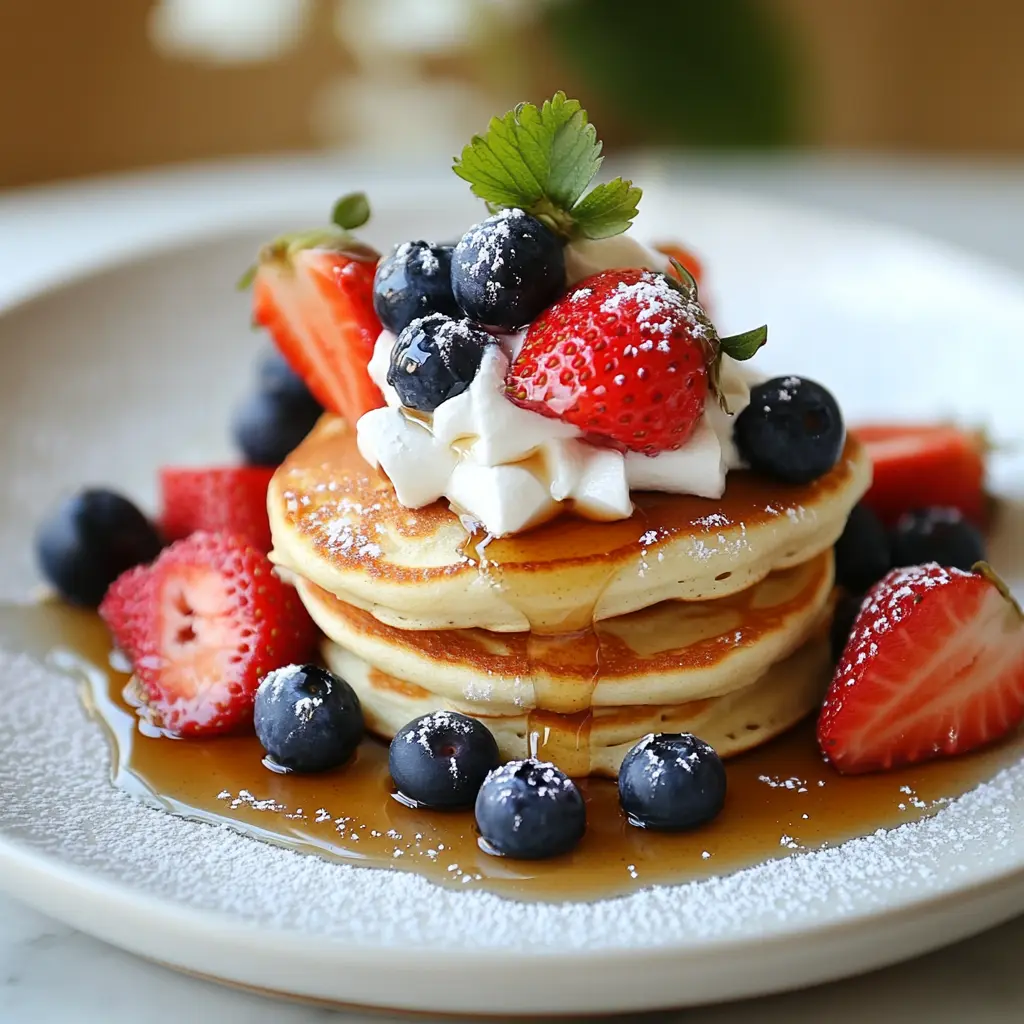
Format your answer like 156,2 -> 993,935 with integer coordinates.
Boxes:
160,466 -> 275,551
99,532 -> 317,737
507,269 -> 717,455
852,423 -> 988,527
818,562 -> 1024,774
250,234 -> 384,425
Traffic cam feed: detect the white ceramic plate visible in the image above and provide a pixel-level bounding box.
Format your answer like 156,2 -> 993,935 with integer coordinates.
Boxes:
2,181 -> 1024,1017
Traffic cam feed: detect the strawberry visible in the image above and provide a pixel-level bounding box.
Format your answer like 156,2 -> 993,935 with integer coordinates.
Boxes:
243,192 -> 385,425
99,532 -> 317,737
507,269 -> 764,455
818,562 -> 1024,774
160,466 -> 275,551
852,423 -> 988,527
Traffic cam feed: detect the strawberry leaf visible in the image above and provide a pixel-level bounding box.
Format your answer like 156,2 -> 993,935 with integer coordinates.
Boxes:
719,324 -> 767,361
571,178 -> 643,239
331,192 -> 371,231
453,91 -> 641,240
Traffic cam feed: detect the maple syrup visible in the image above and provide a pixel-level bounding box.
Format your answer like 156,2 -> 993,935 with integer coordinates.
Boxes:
2,600 -> 1020,902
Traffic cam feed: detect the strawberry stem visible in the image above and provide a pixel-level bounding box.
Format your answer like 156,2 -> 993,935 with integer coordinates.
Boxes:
975,561 -> 1024,619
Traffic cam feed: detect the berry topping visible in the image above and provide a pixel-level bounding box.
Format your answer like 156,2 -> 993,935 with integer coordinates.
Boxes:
99,532 -> 317,737
890,506 -> 986,571
852,423 -> 987,527
387,313 -> 494,413
388,710 -> 500,810
474,759 -> 586,860
373,241 -> 460,335
735,376 -> 845,484
507,269 -> 735,455
242,192 -> 385,425
257,348 -> 323,411
35,489 -> 163,607
159,466 -> 275,552
617,733 -> 727,831
254,664 -> 364,774
834,503 -> 891,593
232,388 -> 323,468
451,210 -> 566,331
819,563 -> 1024,774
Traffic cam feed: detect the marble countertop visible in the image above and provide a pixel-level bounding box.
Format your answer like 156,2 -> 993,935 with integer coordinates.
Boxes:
4,153 -> 1024,1022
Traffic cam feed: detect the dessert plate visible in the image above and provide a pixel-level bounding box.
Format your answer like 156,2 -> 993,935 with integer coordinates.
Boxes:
2,178 -> 1024,1016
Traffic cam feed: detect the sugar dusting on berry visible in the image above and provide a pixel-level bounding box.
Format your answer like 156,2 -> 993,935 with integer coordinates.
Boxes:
598,270 -> 710,339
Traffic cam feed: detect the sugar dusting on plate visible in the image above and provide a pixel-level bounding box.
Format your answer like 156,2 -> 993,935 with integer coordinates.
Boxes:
0,649 -> 1021,952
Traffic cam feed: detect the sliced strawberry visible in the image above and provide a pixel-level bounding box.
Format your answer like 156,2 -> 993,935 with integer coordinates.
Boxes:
160,466 -> 275,551
852,423 -> 987,527
818,562 -> 1024,774
99,532 -> 317,737
252,245 -> 384,425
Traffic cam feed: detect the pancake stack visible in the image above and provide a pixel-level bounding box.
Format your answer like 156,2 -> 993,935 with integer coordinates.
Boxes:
269,415 -> 872,777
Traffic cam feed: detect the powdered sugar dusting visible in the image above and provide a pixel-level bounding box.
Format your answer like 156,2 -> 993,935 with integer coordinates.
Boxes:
598,270 -> 710,339
2,651 -> 1023,952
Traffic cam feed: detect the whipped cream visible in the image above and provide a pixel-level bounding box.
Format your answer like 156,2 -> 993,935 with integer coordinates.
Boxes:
356,235 -> 757,537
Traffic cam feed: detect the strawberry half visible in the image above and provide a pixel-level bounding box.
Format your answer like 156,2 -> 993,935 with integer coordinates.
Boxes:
852,423 -> 988,527
160,466 -> 275,551
99,532 -> 317,737
244,193 -> 385,425
818,562 -> 1024,774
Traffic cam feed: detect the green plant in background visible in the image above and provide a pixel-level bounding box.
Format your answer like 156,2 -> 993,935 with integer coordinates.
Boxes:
542,0 -> 800,147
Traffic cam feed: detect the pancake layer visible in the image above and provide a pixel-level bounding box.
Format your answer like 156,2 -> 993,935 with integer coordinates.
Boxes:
324,632 -> 830,777
296,551 -> 834,714
269,417 -> 870,633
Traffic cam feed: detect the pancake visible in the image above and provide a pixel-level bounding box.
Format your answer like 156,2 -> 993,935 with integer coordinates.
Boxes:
295,550 -> 834,713
324,631 -> 831,777
269,416 -> 870,633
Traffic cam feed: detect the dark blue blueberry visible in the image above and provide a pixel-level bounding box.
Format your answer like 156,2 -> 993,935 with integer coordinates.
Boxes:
890,506 -> 986,571
452,209 -> 565,331
830,590 -> 865,663
254,664 -> 364,774
257,349 -> 323,411
35,489 -> 162,607
373,241 -> 460,335
618,733 -> 726,831
387,313 -> 494,413
475,759 -> 586,860
834,503 -> 891,593
735,376 -> 845,485
388,710 -> 500,809
232,388 -> 322,466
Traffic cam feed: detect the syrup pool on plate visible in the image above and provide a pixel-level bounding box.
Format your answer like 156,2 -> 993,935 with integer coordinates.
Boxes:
1,600 -> 1020,902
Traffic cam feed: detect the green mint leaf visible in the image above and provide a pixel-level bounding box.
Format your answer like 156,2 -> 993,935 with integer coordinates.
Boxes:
453,91 -> 602,219
570,177 -> 643,239
331,191 -> 371,231
719,324 -> 768,361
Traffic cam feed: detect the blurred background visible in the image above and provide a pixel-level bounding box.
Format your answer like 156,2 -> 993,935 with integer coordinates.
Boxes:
2,0 -> 1023,189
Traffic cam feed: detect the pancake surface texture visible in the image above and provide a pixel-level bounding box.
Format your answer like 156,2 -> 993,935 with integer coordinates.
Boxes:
269,417 -> 870,632
296,551 -> 834,713
325,634 -> 831,777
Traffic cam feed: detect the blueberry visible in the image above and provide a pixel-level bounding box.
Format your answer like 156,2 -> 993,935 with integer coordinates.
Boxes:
618,733 -> 726,831
735,376 -> 845,485
834,503 -> 891,593
830,590 -> 865,663
35,489 -> 163,607
232,389 -> 322,466
388,710 -> 500,809
257,349 -> 322,411
475,759 -> 586,859
890,507 -> 986,571
452,209 -> 565,331
373,241 -> 460,335
254,664 -> 364,773
387,313 -> 494,413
